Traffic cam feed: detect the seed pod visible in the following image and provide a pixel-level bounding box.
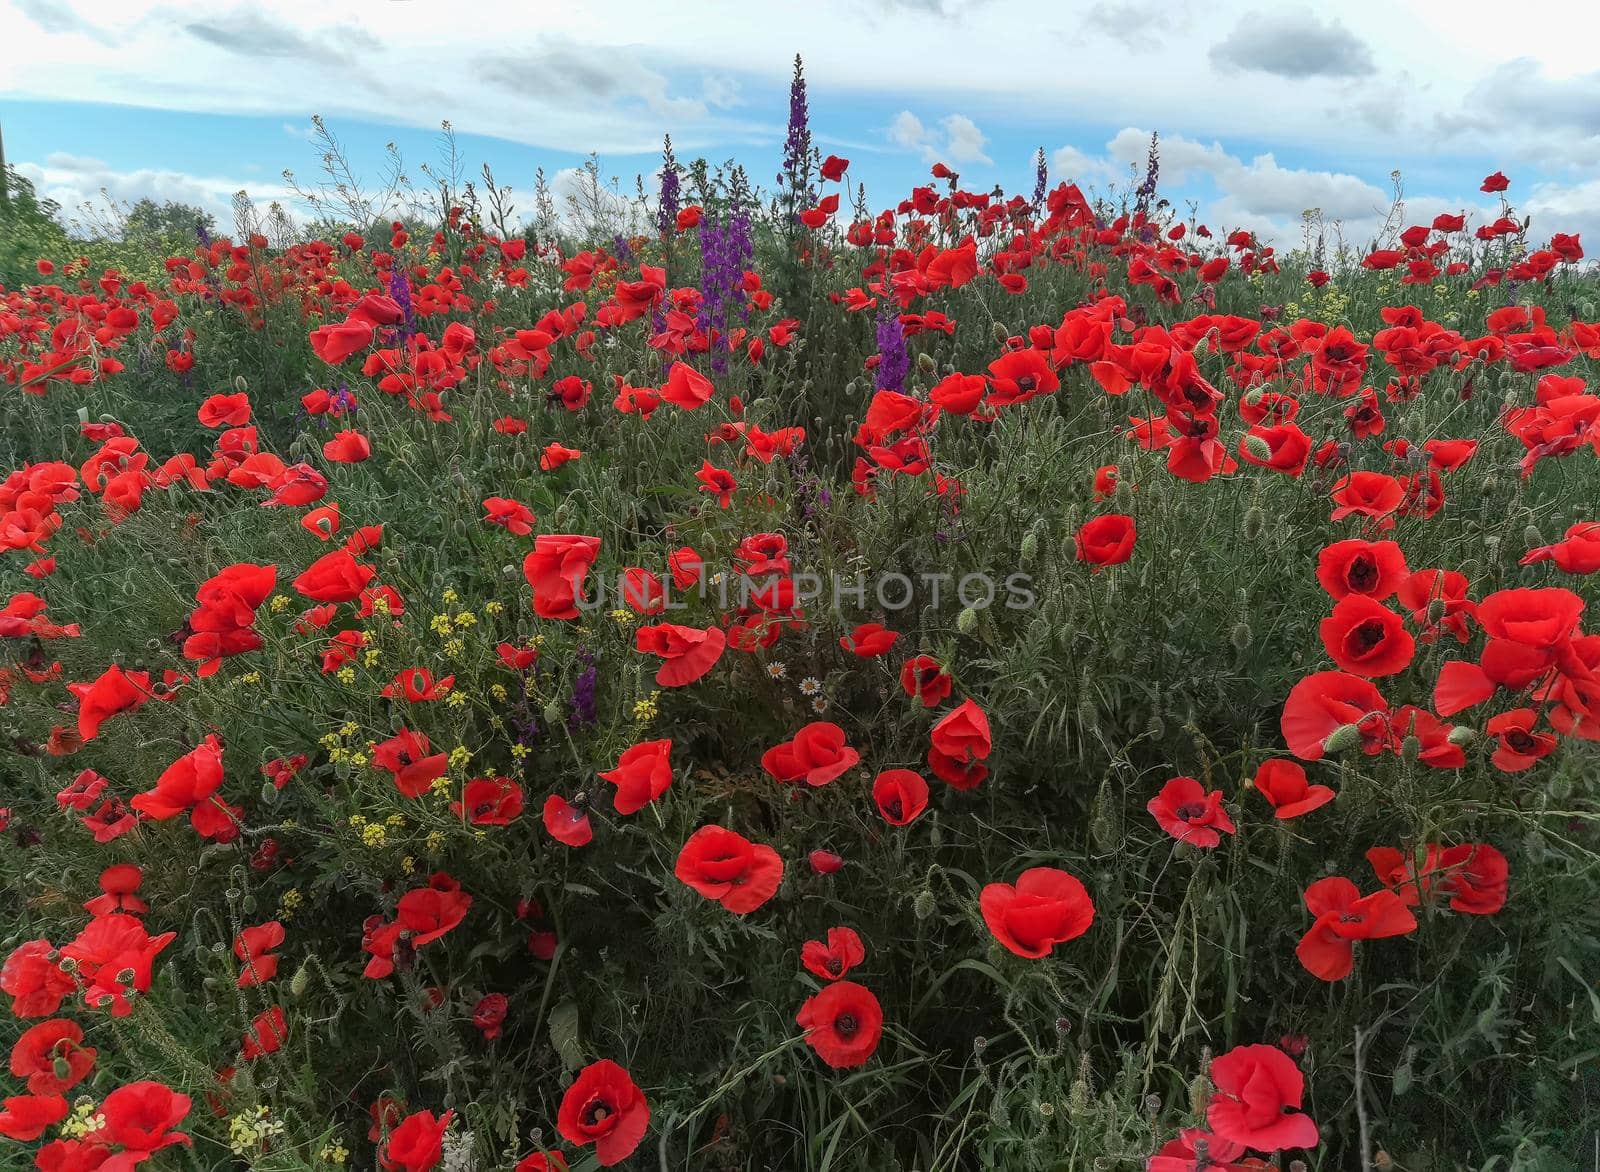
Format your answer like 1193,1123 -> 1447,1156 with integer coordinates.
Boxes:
1323,722 -> 1363,754
1242,506 -> 1265,540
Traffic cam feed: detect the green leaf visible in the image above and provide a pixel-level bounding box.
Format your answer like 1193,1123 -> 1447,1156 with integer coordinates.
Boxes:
549,998 -> 583,1072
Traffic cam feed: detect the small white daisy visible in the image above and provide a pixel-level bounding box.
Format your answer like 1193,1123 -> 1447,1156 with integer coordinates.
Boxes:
766,661 -> 788,680
810,696 -> 829,713
799,676 -> 823,696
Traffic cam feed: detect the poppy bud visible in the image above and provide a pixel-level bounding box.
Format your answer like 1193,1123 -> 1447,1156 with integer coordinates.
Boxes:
991,322 -> 1009,345
1480,475 -> 1498,496
1242,433 -> 1273,463
1241,506 -> 1265,540
1322,722 -> 1363,754
808,849 -> 843,874
845,379 -> 859,395
1020,530 -> 1039,564
1230,621 -> 1253,651
260,782 -> 278,805
916,352 -> 937,375
290,963 -> 311,998
912,889 -> 936,920
1143,1094 -> 1161,1117
1068,1053 -> 1093,1112
1400,734 -> 1421,761
53,1057 -> 73,1081
1446,725 -> 1477,747
1242,386 -> 1264,408
542,699 -> 562,724
1523,524 -> 1542,547
235,375 -> 249,393
1144,712 -> 1164,738
957,606 -> 978,635
1187,1069 -> 1209,1115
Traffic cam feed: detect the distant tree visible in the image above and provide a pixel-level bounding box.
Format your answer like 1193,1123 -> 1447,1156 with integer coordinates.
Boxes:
0,165 -> 69,287
122,198 -> 215,253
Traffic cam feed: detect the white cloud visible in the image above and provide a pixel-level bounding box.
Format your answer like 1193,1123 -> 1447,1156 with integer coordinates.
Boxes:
887,110 -> 992,167
17,153 -> 300,236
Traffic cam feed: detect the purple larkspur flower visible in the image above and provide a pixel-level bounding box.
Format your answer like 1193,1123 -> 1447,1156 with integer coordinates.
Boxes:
874,304 -> 909,393
657,135 -> 681,236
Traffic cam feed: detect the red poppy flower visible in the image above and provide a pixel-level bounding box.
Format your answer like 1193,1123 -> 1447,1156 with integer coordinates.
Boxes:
1147,776 -> 1235,848
483,496 -> 536,535
83,862 -> 147,916
1146,1127 -> 1252,1172
198,392 -> 251,428
598,740 -> 673,814
309,318 -> 375,365
242,1006 -> 287,1060
634,622 -> 725,687
1485,708 -> 1557,771
473,993 -> 508,1041
980,867 -> 1095,958
1206,1044 -> 1319,1151
871,769 -> 929,826
380,1109 -> 453,1172
900,655 -> 953,708
986,348 -> 1059,405
1319,594 -> 1415,677
930,699 -> 992,764
542,795 -> 593,847
9,1020 -> 95,1094
556,1059 -> 649,1167
322,429 -> 372,464
820,154 -> 849,181
668,547 -> 704,590
761,722 -> 861,787
523,535 -> 602,620
1295,876 -> 1416,981
1329,471 -> 1403,522
450,777 -> 524,825
233,921 -> 285,987
99,1080 -> 192,1157
1481,170 -> 1509,192
1281,670 -> 1390,760
541,442 -> 582,471
1522,521 -> 1600,574
660,361 -> 713,410
795,980 -> 883,1069
841,622 -> 899,657
695,461 -> 737,508
374,728 -> 450,798
1074,514 -> 1136,567
674,825 -> 783,914
2,942 -> 76,1018
293,548 -> 376,603
130,734 -> 225,820
1252,760 -> 1334,819
67,664 -> 152,742
1315,539 -> 1408,601
396,875 -> 472,947
1436,843 -> 1509,914
0,1093 -> 69,1141
800,926 -> 866,981
514,1152 -> 569,1172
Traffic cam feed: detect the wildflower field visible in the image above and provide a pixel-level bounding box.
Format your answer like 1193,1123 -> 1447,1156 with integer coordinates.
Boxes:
3,62 -> 1600,1172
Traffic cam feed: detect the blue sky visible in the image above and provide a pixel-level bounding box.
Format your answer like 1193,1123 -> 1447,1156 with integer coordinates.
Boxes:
4,0 -> 1599,247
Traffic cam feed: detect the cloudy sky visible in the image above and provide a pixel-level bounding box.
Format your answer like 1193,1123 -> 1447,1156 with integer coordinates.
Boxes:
2,0 -> 1598,248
